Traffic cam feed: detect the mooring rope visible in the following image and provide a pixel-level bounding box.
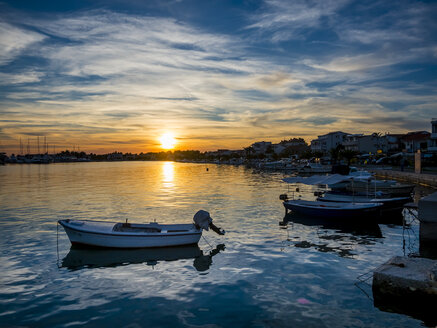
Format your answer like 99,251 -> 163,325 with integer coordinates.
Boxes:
56,221 -> 60,268
201,235 -> 213,249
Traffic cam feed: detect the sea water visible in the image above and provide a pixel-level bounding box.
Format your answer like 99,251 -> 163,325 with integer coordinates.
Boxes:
0,161 -> 427,327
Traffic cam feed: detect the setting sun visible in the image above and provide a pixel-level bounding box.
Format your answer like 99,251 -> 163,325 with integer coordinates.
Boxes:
159,133 -> 177,149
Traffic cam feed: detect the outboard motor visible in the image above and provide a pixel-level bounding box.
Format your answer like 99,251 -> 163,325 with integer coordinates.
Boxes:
279,194 -> 288,201
193,210 -> 225,235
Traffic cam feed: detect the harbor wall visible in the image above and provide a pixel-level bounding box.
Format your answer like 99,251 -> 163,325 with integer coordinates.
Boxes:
372,256 -> 437,327
418,192 -> 437,250
371,169 -> 437,189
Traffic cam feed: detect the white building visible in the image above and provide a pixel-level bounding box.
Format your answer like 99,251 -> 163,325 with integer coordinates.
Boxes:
401,131 -> 431,153
251,141 -> 272,154
310,131 -> 349,153
273,139 -> 307,155
343,133 -> 387,154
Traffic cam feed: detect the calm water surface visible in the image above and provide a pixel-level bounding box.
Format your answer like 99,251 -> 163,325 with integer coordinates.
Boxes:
0,162 -> 425,327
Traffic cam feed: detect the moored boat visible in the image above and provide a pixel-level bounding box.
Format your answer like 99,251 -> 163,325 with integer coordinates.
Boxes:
298,163 -> 331,174
282,174 -> 415,197
58,210 -> 225,248
317,193 -> 411,215
329,177 -> 415,197
283,199 -> 383,219
343,180 -> 415,197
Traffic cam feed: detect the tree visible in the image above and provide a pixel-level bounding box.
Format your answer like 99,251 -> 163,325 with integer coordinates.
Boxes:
340,149 -> 358,166
330,144 -> 344,164
313,151 -> 324,159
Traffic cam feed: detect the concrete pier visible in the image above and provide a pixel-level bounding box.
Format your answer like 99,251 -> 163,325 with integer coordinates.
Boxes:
371,191 -> 437,324
373,256 -> 437,326
371,169 -> 437,188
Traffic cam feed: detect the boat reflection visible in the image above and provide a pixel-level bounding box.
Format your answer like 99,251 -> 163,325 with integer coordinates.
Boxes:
61,244 -> 225,272
377,211 -> 405,225
280,213 -> 382,258
281,212 -> 383,237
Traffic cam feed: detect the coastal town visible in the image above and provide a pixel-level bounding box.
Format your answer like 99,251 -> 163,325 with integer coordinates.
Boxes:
3,1 -> 437,327
2,118 -> 436,171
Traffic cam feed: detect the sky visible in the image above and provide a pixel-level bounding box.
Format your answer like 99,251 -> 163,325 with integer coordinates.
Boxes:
1,0 -> 437,154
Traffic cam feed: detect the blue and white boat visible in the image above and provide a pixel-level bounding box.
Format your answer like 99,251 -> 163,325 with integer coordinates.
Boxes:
58,210 -> 224,248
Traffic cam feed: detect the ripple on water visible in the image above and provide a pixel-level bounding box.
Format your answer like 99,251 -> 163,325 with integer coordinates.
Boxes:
0,162 -> 431,328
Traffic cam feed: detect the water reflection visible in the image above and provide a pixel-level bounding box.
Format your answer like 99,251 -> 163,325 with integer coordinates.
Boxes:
61,244 -> 225,272
162,161 -> 174,187
377,213 -> 404,225
1,162 -> 430,328
280,213 -> 382,258
373,286 -> 437,327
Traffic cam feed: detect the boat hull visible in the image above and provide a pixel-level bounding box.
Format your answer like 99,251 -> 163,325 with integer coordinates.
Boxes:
318,194 -> 411,215
59,220 -> 202,248
283,200 -> 382,220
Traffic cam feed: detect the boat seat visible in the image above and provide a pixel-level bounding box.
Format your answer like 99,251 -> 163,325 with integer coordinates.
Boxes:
112,223 -> 124,231
112,223 -> 161,233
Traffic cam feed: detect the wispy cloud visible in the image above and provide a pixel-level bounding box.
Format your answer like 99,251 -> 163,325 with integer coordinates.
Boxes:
0,22 -> 46,65
248,0 -> 350,41
0,1 -> 436,153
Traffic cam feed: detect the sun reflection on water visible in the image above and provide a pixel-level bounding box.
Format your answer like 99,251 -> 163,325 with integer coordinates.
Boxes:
161,161 -> 174,188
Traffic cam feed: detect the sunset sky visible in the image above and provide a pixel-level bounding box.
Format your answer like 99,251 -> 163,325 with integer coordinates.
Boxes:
1,0 -> 436,154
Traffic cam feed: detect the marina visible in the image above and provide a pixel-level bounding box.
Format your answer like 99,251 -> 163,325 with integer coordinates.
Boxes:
0,161 -> 434,327
1,1 -> 437,327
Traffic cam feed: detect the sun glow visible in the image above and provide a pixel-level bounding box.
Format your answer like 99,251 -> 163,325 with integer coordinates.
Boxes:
159,133 -> 177,150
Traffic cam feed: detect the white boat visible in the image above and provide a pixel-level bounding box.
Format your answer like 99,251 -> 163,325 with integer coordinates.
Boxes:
283,199 -> 383,219
58,210 -> 224,248
298,163 -> 331,174
261,160 -> 297,171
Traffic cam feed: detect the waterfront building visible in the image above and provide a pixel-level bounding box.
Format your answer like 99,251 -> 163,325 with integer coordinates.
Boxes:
342,134 -> 363,152
205,149 -> 244,159
385,134 -> 404,154
343,133 -> 388,154
273,138 -> 308,155
401,131 -> 431,153
107,152 -> 123,161
250,141 -> 272,154
310,131 -> 349,153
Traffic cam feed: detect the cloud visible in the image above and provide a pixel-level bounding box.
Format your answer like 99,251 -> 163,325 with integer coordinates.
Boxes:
0,22 -> 46,65
0,71 -> 43,85
248,0 -> 350,41
304,53 -> 407,72
0,2 -> 436,153
31,12 -> 244,77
